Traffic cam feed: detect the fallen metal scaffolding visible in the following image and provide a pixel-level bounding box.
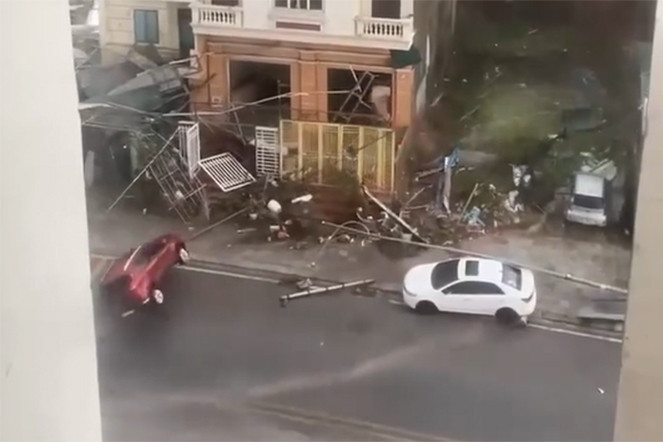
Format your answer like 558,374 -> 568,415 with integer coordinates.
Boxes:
148,137 -> 205,223
106,129 -> 206,224
333,68 -> 376,124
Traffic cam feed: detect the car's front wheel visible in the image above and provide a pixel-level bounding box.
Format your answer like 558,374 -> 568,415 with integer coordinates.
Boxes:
178,247 -> 190,264
415,300 -> 438,315
152,289 -> 164,304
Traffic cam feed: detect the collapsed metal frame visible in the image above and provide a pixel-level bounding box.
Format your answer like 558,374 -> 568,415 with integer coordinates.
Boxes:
85,80 -> 392,223
147,131 -> 205,224
106,128 -> 207,224
333,66 -> 377,124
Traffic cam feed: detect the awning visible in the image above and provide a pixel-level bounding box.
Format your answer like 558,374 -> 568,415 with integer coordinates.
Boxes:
390,45 -> 422,69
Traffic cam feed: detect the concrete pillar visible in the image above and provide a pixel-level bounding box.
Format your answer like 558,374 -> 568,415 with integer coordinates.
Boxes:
0,0 -> 102,440
208,53 -> 229,107
290,61 -> 302,118
401,0 -> 414,19
315,63 -> 329,122
191,35 -> 210,110
392,68 -> 414,129
290,60 -> 328,122
298,61 -> 319,120
98,0 -> 108,55
614,0 -> 663,439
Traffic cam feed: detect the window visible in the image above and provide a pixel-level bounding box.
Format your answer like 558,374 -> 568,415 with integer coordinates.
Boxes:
472,282 -> 504,295
443,281 -> 504,295
127,241 -> 163,267
275,0 -> 322,10
431,259 -> 460,290
502,264 -> 522,290
443,281 -> 479,295
134,10 -> 159,44
212,0 -> 240,6
465,260 -> 479,276
572,194 -> 604,210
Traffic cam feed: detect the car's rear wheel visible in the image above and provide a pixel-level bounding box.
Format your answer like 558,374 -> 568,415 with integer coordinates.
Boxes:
152,289 -> 164,305
415,300 -> 438,315
495,308 -> 521,326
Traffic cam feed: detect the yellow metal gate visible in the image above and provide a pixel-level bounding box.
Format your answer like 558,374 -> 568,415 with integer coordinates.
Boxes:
279,120 -> 395,194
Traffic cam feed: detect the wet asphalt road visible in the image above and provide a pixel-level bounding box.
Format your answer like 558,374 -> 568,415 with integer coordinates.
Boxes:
93,264 -> 621,441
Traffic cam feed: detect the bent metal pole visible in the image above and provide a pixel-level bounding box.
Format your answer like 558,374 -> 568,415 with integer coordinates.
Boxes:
280,279 -> 375,307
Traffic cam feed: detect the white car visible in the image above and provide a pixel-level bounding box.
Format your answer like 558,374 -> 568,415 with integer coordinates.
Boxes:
564,172 -> 608,227
402,257 -> 536,324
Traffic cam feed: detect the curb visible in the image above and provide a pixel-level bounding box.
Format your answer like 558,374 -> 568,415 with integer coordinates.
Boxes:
91,248 -> 623,339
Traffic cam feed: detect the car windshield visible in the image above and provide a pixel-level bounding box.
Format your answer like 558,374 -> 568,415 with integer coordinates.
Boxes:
502,264 -> 522,290
431,259 -> 460,289
573,194 -> 604,210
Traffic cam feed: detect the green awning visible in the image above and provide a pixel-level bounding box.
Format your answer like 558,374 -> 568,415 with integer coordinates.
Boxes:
390,45 -> 422,69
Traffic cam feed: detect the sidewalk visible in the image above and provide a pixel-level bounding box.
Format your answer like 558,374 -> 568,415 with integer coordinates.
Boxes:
87,200 -> 631,326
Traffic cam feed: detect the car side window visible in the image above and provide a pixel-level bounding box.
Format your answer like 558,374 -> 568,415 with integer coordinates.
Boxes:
443,281 -> 504,295
443,281 -> 479,294
472,282 -> 505,295
134,241 -> 164,264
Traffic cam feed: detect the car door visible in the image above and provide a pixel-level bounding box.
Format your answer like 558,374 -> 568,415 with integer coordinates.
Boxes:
469,281 -> 506,315
145,240 -> 172,283
440,281 -> 481,313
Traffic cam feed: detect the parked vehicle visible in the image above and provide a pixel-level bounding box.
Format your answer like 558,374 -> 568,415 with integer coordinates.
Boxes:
100,233 -> 189,314
402,258 -> 537,325
565,172 -> 609,227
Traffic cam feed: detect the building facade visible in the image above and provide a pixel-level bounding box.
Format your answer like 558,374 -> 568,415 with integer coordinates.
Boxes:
98,0 -> 417,130
98,0 -> 421,197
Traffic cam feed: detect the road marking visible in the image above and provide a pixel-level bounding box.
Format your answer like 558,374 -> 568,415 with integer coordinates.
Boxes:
90,257 -> 112,282
388,299 -> 405,306
89,253 -> 281,284
90,257 -> 106,276
529,323 -> 623,343
237,405 -> 401,441
245,401 -> 453,441
90,253 -> 116,261
176,265 -> 280,284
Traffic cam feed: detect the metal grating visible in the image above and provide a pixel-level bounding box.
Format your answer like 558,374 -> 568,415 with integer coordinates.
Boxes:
178,121 -> 195,161
147,145 -> 205,224
177,121 -> 201,180
199,153 -> 256,192
185,123 -> 200,179
255,126 -> 280,177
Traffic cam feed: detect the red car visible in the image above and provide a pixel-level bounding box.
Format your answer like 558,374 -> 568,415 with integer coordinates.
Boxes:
101,234 -> 189,311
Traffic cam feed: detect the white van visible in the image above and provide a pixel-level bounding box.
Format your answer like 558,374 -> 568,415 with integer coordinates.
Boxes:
565,172 -> 608,227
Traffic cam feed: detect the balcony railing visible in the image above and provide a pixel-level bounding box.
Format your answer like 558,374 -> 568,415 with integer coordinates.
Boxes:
355,16 -> 412,41
188,3 -> 412,50
192,3 -> 243,28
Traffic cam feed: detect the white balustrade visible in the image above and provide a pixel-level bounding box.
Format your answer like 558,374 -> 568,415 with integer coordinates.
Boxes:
193,3 -> 243,28
355,16 -> 411,41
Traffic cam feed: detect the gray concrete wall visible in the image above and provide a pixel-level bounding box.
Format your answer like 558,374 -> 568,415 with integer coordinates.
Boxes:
614,0 -> 663,439
0,0 -> 102,440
